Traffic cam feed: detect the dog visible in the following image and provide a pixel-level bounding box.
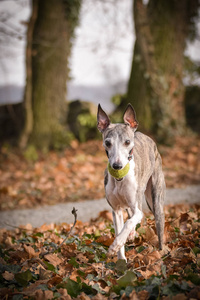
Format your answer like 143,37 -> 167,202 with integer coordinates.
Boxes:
97,103 -> 165,261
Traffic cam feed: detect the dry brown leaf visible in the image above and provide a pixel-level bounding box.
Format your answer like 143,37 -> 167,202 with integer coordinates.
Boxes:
10,250 -> 29,262
39,223 -> 55,232
23,244 -> 37,259
44,290 -> 54,300
145,227 -> 158,247
30,290 -> 45,299
142,251 -> 161,265
137,290 -> 149,300
180,212 -> 189,223
2,271 -> 14,281
76,292 -> 91,300
57,288 -> 72,299
96,235 -> 114,246
38,267 -> 52,280
91,293 -> 108,300
162,294 -> 187,300
48,275 -> 63,287
23,279 -> 49,296
76,252 -> 89,264
129,289 -> 139,300
69,269 -> 80,281
98,210 -> 113,221
34,289 -> 53,300
126,248 -> 137,258
4,236 -> 13,247
137,269 -> 153,280
44,253 -> 63,266
61,243 -> 77,258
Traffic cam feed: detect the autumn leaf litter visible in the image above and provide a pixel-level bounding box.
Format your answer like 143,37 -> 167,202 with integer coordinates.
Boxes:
0,204 -> 200,299
0,137 -> 200,210
0,137 -> 200,298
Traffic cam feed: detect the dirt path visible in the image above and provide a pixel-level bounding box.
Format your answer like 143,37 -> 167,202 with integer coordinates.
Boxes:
0,185 -> 199,229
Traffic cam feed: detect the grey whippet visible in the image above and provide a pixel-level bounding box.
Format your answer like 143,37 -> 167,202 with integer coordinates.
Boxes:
97,103 -> 165,261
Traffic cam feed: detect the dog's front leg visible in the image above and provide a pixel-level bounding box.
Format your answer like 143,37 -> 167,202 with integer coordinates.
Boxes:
111,210 -> 126,261
109,204 -> 143,259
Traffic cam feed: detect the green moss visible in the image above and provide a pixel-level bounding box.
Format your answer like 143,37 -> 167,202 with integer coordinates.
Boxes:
111,94 -> 124,107
77,113 -> 96,128
63,0 -> 82,36
24,145 -> 38,161
30,123 -> 74,151
67,100 -> 100,142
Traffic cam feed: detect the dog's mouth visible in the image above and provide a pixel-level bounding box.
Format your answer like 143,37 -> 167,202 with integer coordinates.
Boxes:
108,162 -> 130,180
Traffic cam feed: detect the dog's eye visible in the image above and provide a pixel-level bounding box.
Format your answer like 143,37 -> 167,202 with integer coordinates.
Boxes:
125,140 -> 130,146
105,141 -> 111,148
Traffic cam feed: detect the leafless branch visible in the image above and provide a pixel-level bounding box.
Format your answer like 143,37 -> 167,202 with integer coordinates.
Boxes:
40,207 -> 78,258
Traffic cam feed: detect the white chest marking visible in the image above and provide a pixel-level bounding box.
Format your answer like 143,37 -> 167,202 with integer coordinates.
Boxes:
106,160 -> 137,210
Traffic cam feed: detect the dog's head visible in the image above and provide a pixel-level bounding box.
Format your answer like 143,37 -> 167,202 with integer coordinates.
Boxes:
97,104 -> 138,170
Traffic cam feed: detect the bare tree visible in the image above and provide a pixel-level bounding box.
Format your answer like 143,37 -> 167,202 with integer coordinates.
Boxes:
122,0 -> 199,143
20,0 -> 81,149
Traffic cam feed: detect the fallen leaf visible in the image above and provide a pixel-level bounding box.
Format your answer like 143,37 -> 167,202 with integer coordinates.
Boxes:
44,253 -> 63,267
57,288 -> 72,299
23,244 -> 37,259
98,210 -> 113,221
96,235 -> 114,246
142,250 -> 161,265
2,271 -> 14,281
43,290 -> 54,300
145,227 -> 158,247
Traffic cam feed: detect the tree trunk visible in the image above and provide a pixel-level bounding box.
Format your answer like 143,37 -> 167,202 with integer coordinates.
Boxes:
20,0 -> 81,150
19,0 -> 38,149
30,0 -> 70,149
125,0 -> 198,143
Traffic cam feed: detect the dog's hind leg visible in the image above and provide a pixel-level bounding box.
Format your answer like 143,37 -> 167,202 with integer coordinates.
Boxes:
145,171 -> 165,250
145,177 -> 154,213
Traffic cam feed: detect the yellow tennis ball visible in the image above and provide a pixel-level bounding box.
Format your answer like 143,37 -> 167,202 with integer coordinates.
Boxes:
108,162 -> 130,179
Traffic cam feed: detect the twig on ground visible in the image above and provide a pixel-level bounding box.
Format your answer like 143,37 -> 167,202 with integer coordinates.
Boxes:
40,207 -> 78,258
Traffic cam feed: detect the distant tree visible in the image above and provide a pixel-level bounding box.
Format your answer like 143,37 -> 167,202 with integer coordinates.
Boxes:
20,0 -> 81,149
118,0 -> 199,143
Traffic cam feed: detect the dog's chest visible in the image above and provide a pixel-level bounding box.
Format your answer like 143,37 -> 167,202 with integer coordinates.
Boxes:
105,168 -> 137,210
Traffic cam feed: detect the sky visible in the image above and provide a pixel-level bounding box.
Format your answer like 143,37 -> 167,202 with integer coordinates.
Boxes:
0,0 -> 199,111
0,0 -> 134,111
0,0 -> 30,86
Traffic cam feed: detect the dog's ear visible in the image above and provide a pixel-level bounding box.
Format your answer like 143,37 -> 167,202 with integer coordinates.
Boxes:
97,104 -> 110,133
123,103 -> 138,130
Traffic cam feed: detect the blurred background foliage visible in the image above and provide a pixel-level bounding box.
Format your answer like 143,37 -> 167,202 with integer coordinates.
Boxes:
0,0 -> 199,150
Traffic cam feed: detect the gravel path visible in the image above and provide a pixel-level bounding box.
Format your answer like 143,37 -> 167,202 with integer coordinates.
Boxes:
0,185 -> 199,229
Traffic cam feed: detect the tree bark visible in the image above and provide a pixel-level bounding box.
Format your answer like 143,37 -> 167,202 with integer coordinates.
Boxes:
125,0 -> 198,143
20,0 -> 81,150
30,0 -> 70,149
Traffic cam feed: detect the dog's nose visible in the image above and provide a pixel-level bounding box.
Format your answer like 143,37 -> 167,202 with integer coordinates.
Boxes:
112,163 -> 123,170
